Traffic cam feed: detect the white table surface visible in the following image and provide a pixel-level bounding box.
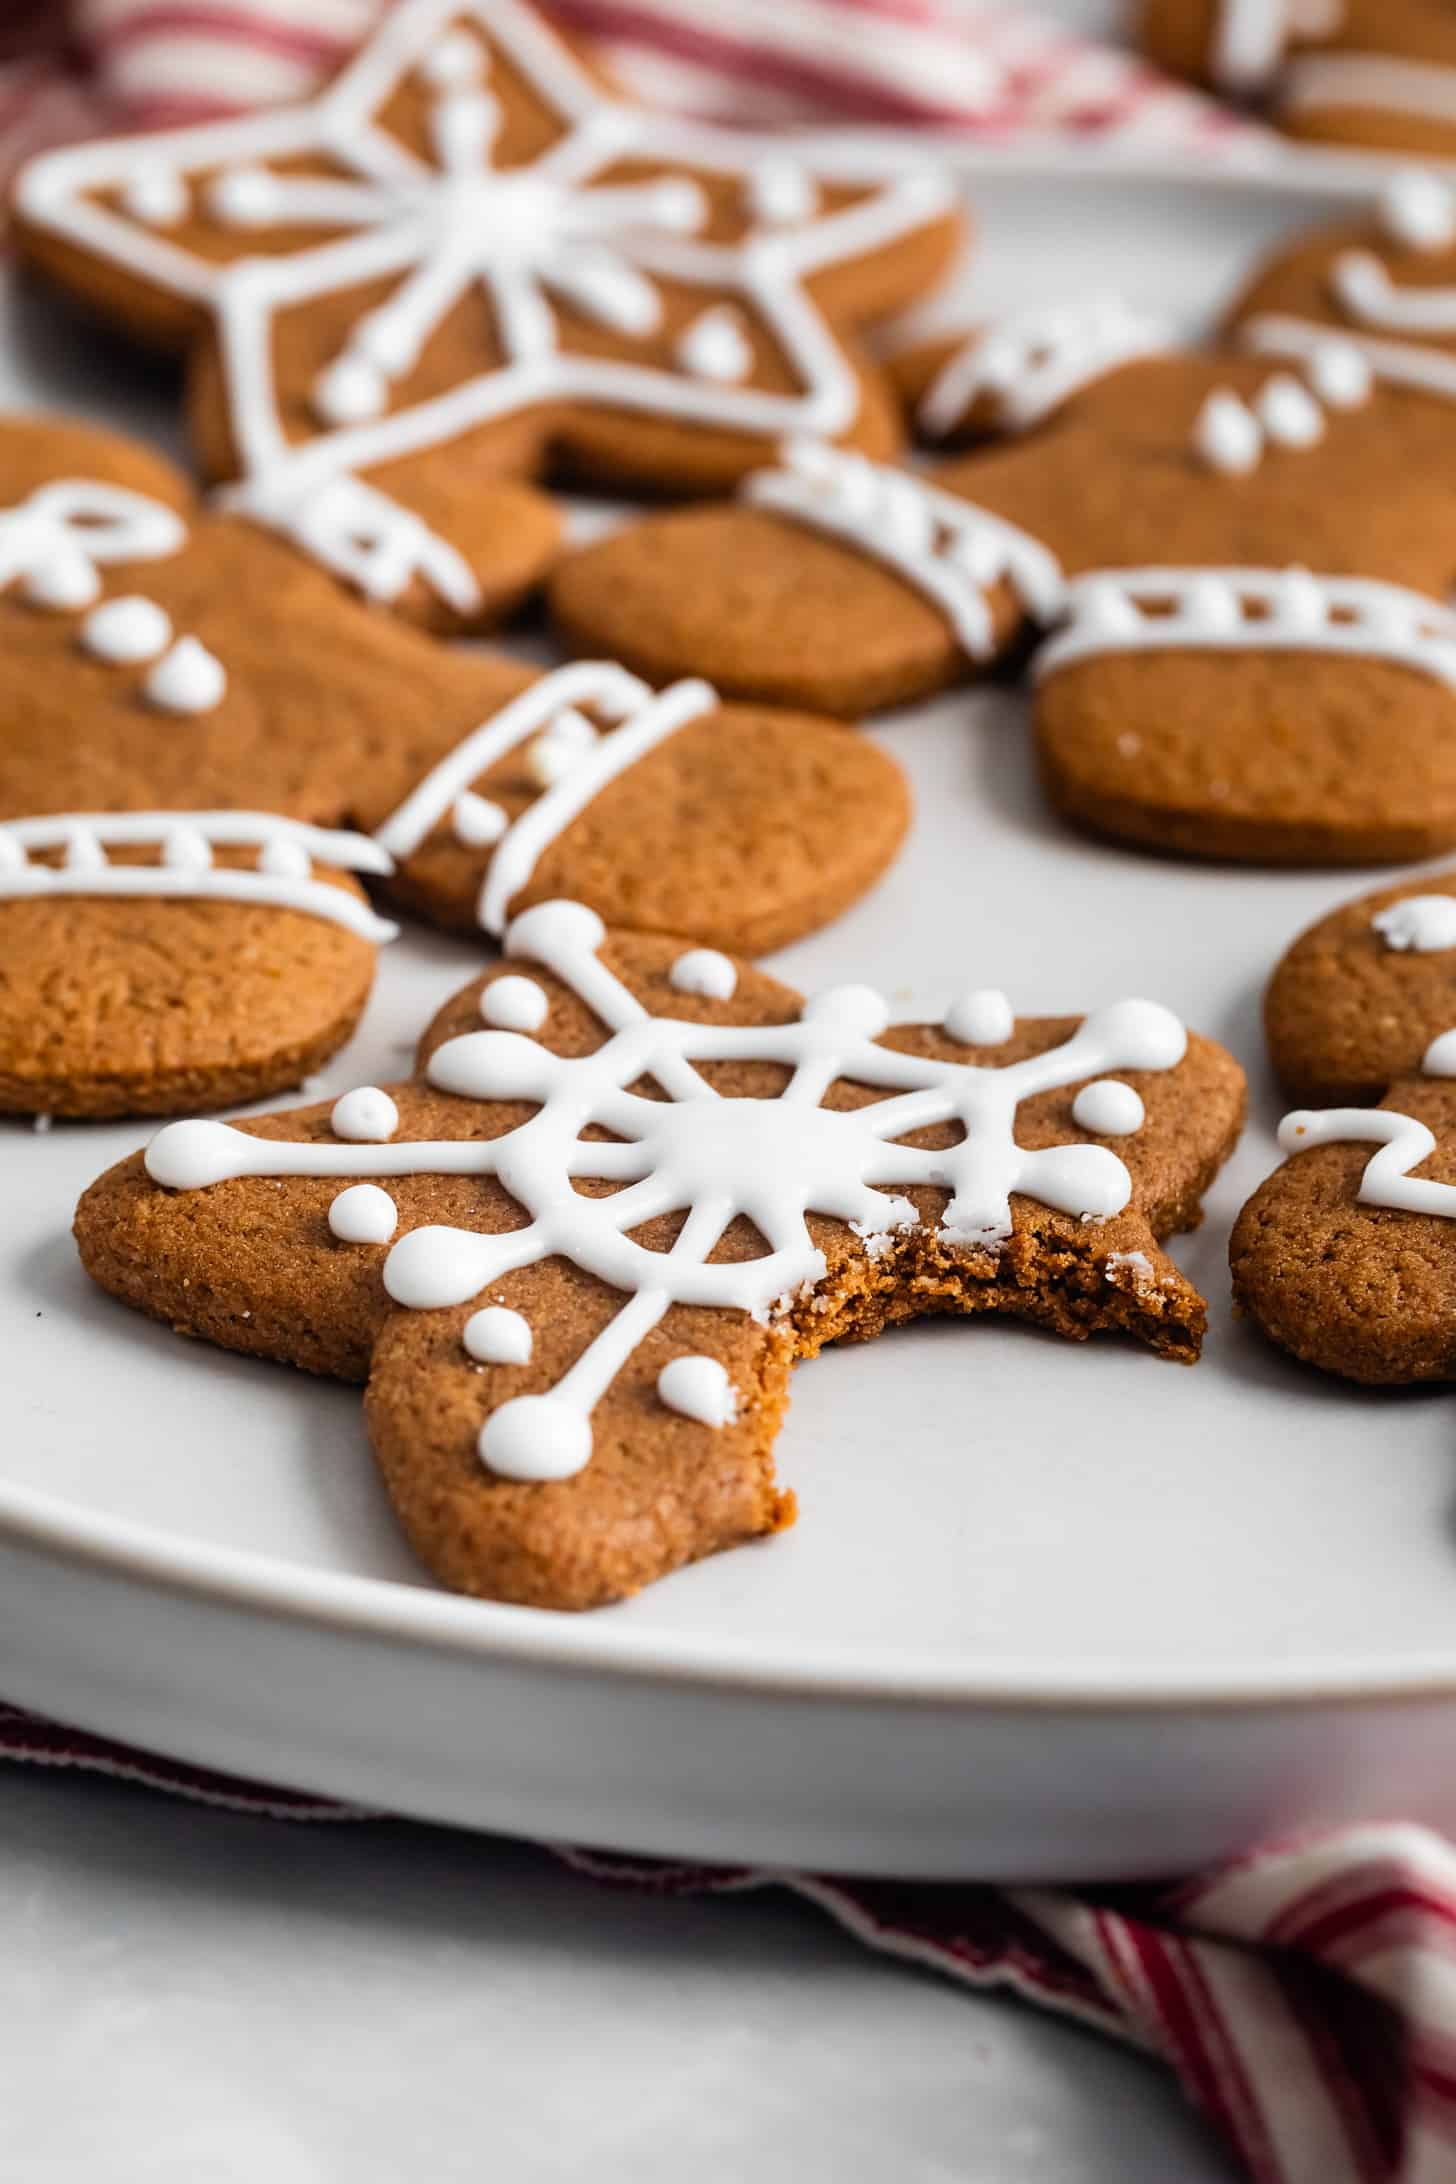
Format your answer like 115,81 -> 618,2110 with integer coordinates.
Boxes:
0,1767 -> 1237,2181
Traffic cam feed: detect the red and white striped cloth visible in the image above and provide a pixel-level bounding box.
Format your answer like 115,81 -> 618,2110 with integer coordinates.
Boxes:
0,1701 -> 1440,2183
0,0 -> 1253,182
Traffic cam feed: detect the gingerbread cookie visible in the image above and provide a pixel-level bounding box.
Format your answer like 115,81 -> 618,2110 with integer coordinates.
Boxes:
10,0 -> 962,631
1232,869 -> 1456,1381
0,412 -> 910,1117
77,899 -> 1246,1608
1141,0 -> 1456,157
551,300 -> 1456,862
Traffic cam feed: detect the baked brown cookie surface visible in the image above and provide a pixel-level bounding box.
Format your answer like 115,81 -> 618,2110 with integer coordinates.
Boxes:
77,902 -> 1245,1609
0,412 -> 911,1116
11,0 -> 963,632
1233,867 -> 1456,1381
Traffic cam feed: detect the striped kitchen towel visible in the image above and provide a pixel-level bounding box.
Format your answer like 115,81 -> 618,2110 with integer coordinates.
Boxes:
0,1700 -> 1439,2184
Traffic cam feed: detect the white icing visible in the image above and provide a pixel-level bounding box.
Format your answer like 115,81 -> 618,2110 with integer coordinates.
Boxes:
1424,1027 -> 1456,1074
1072,1080 -> 1145,1136
1036,568 -> 1456,689
744,440 -> 1064,658
657,1354 -> 738,1428
463,1304 -> 533,1365
331,1086 -> 400,1141
1105,1247 -> 1154,1290
120,168 -> 189,226
222,470 -> 482,617
1330,250 -> 1456,335
0,479 -> 185,612
143,896 -> 1189,1481
451,791 -> 508,847
0,811 -> 398,942
1243,311 -> 1456,407
1380,169 -> 1456,252
14,0 -> 954,607
669,949 -> 737,1001
328,1182 -> 398,1243
1255,372 -> 1323,447
480,974 -> 549,1031
1212,0 -> 1287,96
1279,1106 -> 1456,1219
525,707 -> 599,787
747,161 -> 817,226
944,989 -> 1014,1046
1372,895 -> 1456,952
1286,57 -> 1456,132
676,306 -> 753,384
145,635 -> 227,714
79,594 -> 172,663
917,298 -> 1168,440
373,661 -> 716,934
1193,390 -> 1261,475
1305,338 -> 1372,408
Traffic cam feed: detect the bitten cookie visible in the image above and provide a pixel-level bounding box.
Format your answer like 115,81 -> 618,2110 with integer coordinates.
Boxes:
0,412 -> 911,1117
77,899 -> 1246,1609
11,0 -> 963,630
551,295 -> 1456,864
1140,0 -> 1456,158
1232,869 -> 1456,1380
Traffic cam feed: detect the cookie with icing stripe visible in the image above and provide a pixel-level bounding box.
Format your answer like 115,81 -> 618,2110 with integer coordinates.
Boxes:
1141,0 -> 1456,158
76,900 -> 1245,1609
10,0 -> 962,632
1232,869 -> 1456,1381
0,413 -> 910,1116
886,297 -> 1172,449
551,308 -> 1456,862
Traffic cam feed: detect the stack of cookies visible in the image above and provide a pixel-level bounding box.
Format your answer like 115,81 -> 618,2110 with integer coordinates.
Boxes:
8,0 -> 1456,1611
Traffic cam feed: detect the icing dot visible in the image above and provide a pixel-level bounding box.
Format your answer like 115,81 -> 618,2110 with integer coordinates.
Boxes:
677,305 -> 754,384
145,636 -> 226,714
1379,169 -> 1456,253
944,989 -> 1014,1046
1256,373 -> 1323,448
1072,1079 -> 1145,1136
657,1354 -> 738,1428
1424,1027 -> 1456,1076
1373,895 -> 1456,952
328,1183 -> 398,1244
427,1027 -> 555,1102
162,823 -> 211,870
79,594 -> 172,663
145,1117 -> 250,1190
669,949 -> 738,1001
747,160 -> 817,225
209,165 -> 282,225
1079,579 -> 1142,640
312,355 -> 389,425
1185,575 -> 1241,632
1192,390 -> 1261,476
1274,566 -> 1327,632
451,791 -> 508,847
480,975 -> 549,1032
480,1394 -> 591,1481
526,710 -> 598,787
22,552 -> 100,610
419,30 -> 485,85
1307,339 -> 1372,409
463,1305 -> 533,1366
258,833 -> 311,879
121,168 -> 187,226
330,1086 -> 399,1142
505,900 -> 605,962
802,984 -> 891,1039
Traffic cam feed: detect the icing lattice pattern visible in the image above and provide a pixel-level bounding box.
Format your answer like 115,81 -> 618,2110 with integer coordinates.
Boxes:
1035,568 -> 1456,688
0,813 -> 398,942
143,899 -> 1189,1483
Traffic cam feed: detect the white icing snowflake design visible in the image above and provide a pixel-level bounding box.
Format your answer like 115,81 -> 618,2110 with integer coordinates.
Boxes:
144,900 -> 1189,1486
17,0 -> 951,609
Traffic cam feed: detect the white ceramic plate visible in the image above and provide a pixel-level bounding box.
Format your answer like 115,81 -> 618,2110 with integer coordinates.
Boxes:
6,164 -> 1456,1881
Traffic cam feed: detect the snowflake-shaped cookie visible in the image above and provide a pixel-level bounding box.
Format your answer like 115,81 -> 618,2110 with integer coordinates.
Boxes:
13,0 -> 959,627
79,901 -> 1245,1607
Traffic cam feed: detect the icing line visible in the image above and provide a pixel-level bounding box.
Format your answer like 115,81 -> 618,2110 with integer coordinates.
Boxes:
917,297 -> 1168,439
1279,1106 -> 1456,1220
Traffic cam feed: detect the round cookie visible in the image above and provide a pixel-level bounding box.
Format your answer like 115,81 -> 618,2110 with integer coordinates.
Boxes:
77,902 -> 1245,1609
11,0 -> 964,630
